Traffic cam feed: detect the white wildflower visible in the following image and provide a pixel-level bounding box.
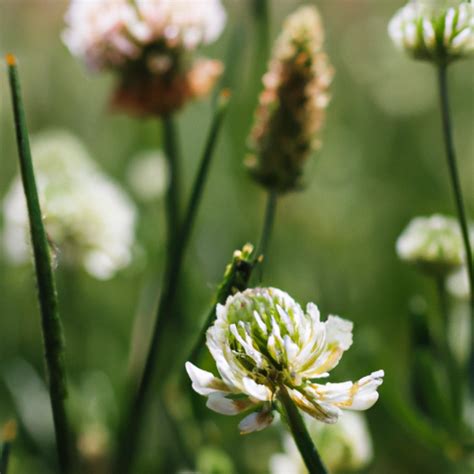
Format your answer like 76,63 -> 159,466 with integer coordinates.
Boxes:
63,0 -> 226,115
270,412 -> 373,473
2,130 -> 137,280
396,214 -> 464,275
63,0 -> 226,70
388,1 -> 474,63
186,287 -> 384,434
126,150 -> 168,202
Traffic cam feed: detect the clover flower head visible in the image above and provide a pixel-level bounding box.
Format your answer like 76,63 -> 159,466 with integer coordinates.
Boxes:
246,5 -> 334,193
2,130 -> 137,280
63,0 -> 226,115
270,412 -> 373,473
396,214 -> 465,276
388,0 -> 474,63
186,287 -> 384,434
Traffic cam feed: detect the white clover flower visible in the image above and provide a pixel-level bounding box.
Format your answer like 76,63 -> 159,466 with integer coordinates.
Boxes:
186,288 -> 384,434
2,130 -> 137,280
133,0 -> 226,50
63,0 -> 226,115
388,1 -> 474,63
126,149 -> 168,202
63,0 -> 141,71
396,214 -> 465,275
270,412 -> 373,474
63,0 -> 226,71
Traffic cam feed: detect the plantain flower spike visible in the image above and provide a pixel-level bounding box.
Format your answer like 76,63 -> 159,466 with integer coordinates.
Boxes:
246,5 -> 334,193
186,287 -> 383,434
388,0 -> 474,64
63,0 -> 226,116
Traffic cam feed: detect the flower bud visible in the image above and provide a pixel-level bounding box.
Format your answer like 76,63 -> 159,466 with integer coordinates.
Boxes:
388,1 -> 474,64
246,6 -> 333,193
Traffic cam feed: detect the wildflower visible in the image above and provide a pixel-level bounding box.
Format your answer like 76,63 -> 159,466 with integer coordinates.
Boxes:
2,130 -> 136,280
246,6 -> 333,193
388,0 -> 474,64
186,287 -> 384,434
269,412 -> 373,473
63,0 -> 226,116
396,214 -> 465,276
126,149 -> 168,202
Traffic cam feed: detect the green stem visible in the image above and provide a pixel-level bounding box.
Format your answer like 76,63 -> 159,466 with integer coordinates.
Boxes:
1,443 -> 11,474
255,190 -> 278,278
115,93 -> 230,473
162,115 -> 182,246
252,0 -> 270,61
6,55 -> 71,473
278,385 -> 328,474
435,277 -> 463,424
437,65 -> 474,396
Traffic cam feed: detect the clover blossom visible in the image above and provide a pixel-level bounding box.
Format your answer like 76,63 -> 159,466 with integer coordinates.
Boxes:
270,412 -> 373,473
246,6 -> 333,193
2,130 -> 136,280
186,288 -> 384,434
388,0 -> 474,63
63,0 -> 226,115
396,214 -> 465,276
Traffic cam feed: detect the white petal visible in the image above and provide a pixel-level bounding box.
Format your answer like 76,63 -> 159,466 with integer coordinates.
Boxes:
185,362 -> 231,396
288,388 -> 340,424
325,315 -> 353,351
206,393 -> 255,415
238,410 -> 274,434
422,20 -> 436,48
306,302 -> 320,324
242,377 -> 272,401
311,370 -> 384,412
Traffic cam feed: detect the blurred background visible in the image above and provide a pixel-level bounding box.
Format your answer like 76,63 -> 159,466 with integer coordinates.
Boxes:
0,0 -> 473,472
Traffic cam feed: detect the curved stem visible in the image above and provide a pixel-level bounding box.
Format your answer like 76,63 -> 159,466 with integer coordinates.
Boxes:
115,95 -> 229,473
437,65 -> 474,397
6,55 -> 72,473
277,385 -> 328,474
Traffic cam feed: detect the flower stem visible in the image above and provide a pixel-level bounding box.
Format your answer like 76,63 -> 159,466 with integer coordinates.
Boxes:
255,190 -> 278,277
437,64 -> 474,392
6,55 -> 72,473
277,385 -> 328,474
162,115 -> 182,246
434,277 -> 463,424
115,93 -> 230,473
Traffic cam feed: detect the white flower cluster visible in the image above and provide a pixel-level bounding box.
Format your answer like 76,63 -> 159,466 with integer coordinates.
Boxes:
270,412 -> 373,474
388,1 -> 474,62
2,130 -> 137,280
186,288 -> 384,434
63,0 -> 227,71
396,214 -> 465,275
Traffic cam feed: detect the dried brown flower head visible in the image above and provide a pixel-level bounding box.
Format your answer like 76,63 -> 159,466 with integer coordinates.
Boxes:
246,5 -> 334,193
